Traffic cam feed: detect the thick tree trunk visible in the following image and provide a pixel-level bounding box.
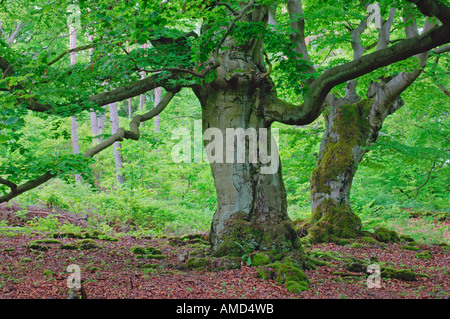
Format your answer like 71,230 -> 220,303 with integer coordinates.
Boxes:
307,100 -> 376,242
194,76 -> 300,257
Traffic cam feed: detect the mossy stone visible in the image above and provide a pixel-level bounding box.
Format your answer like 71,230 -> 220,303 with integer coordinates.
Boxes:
374,227 -> 400,243
30,239 -> 62,244
400,234 -> 414,242
268,261 -> 309,284
381,267 -> 416,281
286,280 -> 308,293
401,245 -> 420,251
77,239 -> 100,250
131,246 -> 162,256
131,246 -> 146,254
28,243 -> 48,251
415,250 -> 433,260
251,252 -> 271,266
60,243 -> 78,250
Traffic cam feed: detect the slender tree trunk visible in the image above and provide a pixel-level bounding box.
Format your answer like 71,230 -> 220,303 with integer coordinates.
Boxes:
154,87 -> 161,132
69,25 -> 81,182
139,44 -> 147,112
109,102 -> 124,184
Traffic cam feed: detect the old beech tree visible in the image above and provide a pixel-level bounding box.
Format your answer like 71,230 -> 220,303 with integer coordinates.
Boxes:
1,0 -> 449,257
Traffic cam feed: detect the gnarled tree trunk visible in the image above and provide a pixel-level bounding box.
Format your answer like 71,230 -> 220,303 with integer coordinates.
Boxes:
194,79 -> 300,257
192,6 -> 301,257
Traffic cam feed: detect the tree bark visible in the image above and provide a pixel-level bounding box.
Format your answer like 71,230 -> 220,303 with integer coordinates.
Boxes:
192,6 -> 301,255
194,81 -> 300,256
307,100 -> 371,242
305,15 -> 433,243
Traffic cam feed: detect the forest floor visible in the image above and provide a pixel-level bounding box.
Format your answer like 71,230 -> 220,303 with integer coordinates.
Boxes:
0,204 -> 449,299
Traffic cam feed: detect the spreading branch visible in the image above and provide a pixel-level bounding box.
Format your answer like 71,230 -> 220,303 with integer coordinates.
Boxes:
266,23 -> 450,126
214,0 -> 255,60
0,89 -> 178,203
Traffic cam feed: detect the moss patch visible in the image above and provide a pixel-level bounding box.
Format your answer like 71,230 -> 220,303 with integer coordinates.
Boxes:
77,239 -> 100,250
374,227 -> 400,243
381,267 -> 416,281
306,199 -> 362,243
60,243 -> 78,250
184,256 -> 241,271
415,250 -> 433,260
28,243 -> 48,251
251,252 -> 271,266
256,253 -> 310,293
285,280 -> 308,293
401,245 -> 420,251
212,212 -> 302,258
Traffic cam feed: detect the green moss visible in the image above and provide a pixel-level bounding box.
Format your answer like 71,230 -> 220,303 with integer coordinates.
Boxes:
349,243 -> 364,248
415,250 -> 433,260
212,212 -> 302,259
146,254 -> 166,260
307,199 -> 362,243
53,232 -> 84,239
381,267 -> 416,281
28,243 -> 48,251
408,241 -> 420,246
262,261 -> 308,284
131,246 -> 146,254
30,239 -> 62,244
308,257 -> 332,267
401,245 -> 420,251
60,243 -> 78,250
359,236 -> 384,246
88,266 -> 100,273
43,269 -> 53,277
251,252 -> 271,266
185,256 -> 240,271
286,280 -> 308,293
345,261 -> 367,273
311,100 -> 373,194
77,239 -> 100,250
131,246 -> 162,256
374,227 -> 400,243
400,234 -> 415,242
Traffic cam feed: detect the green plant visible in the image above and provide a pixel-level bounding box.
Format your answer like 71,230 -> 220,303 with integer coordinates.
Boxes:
234,241 -> 253,266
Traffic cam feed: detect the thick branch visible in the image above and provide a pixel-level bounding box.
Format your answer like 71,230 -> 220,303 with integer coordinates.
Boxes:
287,0 -> 315,75
0,178 -> 17,190
214,0 -> 255,60
407,0 -> 450,27
266,24 -> 450,125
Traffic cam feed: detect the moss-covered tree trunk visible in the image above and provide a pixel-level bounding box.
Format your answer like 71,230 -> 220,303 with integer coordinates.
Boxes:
307,100 -> 375,242
194,68 -> 300,257
191,5 -> 302,257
